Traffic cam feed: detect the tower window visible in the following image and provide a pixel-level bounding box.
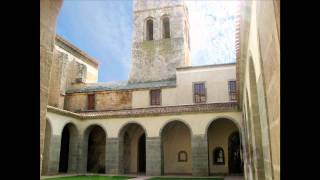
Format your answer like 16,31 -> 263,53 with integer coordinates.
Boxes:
162,17 -> 170,38
193,82 -> 206,103
87,94 -> 95,110
150,89 -> 161,106
146,19 -> 153,40
228,80 -> 237,101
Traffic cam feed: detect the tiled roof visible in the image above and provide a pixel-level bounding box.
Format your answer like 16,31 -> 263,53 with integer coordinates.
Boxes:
47,102 -> 239,119
66,79 -> 176,93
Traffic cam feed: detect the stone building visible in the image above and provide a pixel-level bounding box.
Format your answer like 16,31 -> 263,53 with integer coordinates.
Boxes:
40,0 -> 280,179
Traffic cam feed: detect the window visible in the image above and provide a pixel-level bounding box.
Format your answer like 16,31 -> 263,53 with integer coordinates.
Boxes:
87,94 -> 95,110
146,19 -> 153,40
228,80 -> 237,101
162,16 -> 170,38
193,82 -> 206,103
178,151 -> 188,162
213,147 -> 225,165
150,89 -> 161,106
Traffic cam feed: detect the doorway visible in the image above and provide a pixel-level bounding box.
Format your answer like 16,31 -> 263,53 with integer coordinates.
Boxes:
138,133 -> 146,173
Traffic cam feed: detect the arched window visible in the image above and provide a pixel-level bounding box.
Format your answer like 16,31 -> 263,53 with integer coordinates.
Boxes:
146,19 -> 153,40
213,147 -> 225,165
162,16 -> 170,38
178,151 -> 187,162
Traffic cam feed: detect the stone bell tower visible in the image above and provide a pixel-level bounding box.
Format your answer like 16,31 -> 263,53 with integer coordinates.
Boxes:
129,0 -> 191,83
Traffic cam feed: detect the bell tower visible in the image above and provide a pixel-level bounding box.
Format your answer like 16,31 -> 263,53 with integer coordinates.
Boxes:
129,0 -> 191,83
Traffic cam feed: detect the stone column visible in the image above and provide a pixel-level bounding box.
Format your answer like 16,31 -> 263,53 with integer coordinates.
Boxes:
40,0 -> 63,175
192,135 -> 209,176
106,138 -> 121,174
146,137 -> 161,176
47,135 -> 62,175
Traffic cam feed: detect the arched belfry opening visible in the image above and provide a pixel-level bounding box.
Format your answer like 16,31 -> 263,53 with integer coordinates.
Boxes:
146,19 -> 153,40
119,123 -> 146,174
86,125 -> 106,173
207,118 -> 244,176
58,123 -> 79,173
162,16 -> 170,38
160,120 -> 192,175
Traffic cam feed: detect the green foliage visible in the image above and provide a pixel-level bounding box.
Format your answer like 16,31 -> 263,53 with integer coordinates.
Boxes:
43,175 -> 134,180
148,178 -> 223,180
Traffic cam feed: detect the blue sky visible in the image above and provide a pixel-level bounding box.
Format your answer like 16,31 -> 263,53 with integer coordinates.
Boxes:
57,0 -> 238,82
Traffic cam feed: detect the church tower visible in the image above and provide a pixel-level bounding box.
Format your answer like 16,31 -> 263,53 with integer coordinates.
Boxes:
129,0 -> 191,83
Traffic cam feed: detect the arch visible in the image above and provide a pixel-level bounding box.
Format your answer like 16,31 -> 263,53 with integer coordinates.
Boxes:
159,119 -> 193,137
83,124 -> 107,173
118,122 -> 146,174
205,116 -> 242,137
58,122 -> 79,173
118,121 -> 148,138
161,14 -> 170,39
206,118 -> 243,175
145,17 -> 154,41
160,120 -> 192,175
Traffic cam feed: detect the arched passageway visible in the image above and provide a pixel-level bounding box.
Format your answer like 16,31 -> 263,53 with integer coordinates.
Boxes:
42,119 -> 52,175
86,125 -> 106,173
161,120 -> 192,175
59,123 -> 79,173
119,123 -> 146,174
207,118 -> 243,175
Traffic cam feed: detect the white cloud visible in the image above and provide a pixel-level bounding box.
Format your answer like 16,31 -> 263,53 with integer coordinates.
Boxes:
185,0 -> 239,66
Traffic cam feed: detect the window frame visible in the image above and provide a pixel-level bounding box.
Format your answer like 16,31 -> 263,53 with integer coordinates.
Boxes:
145,17 -> 154,41
178,151 -> 188,162
213,147 -> 225,165
150,89 -> 162,106
161,15 -> 171,39
193,81 -> 207,104
228,80 -> 237,101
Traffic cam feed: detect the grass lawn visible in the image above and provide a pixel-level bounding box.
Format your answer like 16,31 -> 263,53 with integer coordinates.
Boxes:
148,178 -> 223,180
43,175 -> 134,180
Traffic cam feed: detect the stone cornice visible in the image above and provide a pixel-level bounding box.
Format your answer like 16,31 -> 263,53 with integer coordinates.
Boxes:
176,63 -> 236,71
55,35 -> 99,68
47,102 -> 239,120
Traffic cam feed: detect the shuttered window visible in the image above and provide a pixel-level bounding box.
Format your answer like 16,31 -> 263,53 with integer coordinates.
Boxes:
194,83 -> 206,103
87,94 -> 95,110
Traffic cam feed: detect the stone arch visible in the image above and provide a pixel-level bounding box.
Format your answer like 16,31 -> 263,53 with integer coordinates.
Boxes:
160,120 -> 192,175
159,119 -> 193,137
118,121 -> 148,138
118,122 -> 147,174
206,118 -> 243,175
42,118 -> 52,175
82,124 -> 107,173
145,17 -> 154,40
205,116 -> 242,137
161,14 -> 170,39
58,122 -> 79,173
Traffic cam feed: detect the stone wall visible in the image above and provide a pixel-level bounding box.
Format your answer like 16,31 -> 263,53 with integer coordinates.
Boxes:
40,0 -> 63,175
238,1 -> 280,180
64,91 -> 132,112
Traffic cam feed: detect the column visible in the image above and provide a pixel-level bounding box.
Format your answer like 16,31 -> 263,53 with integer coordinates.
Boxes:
192,134 -> 209,176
